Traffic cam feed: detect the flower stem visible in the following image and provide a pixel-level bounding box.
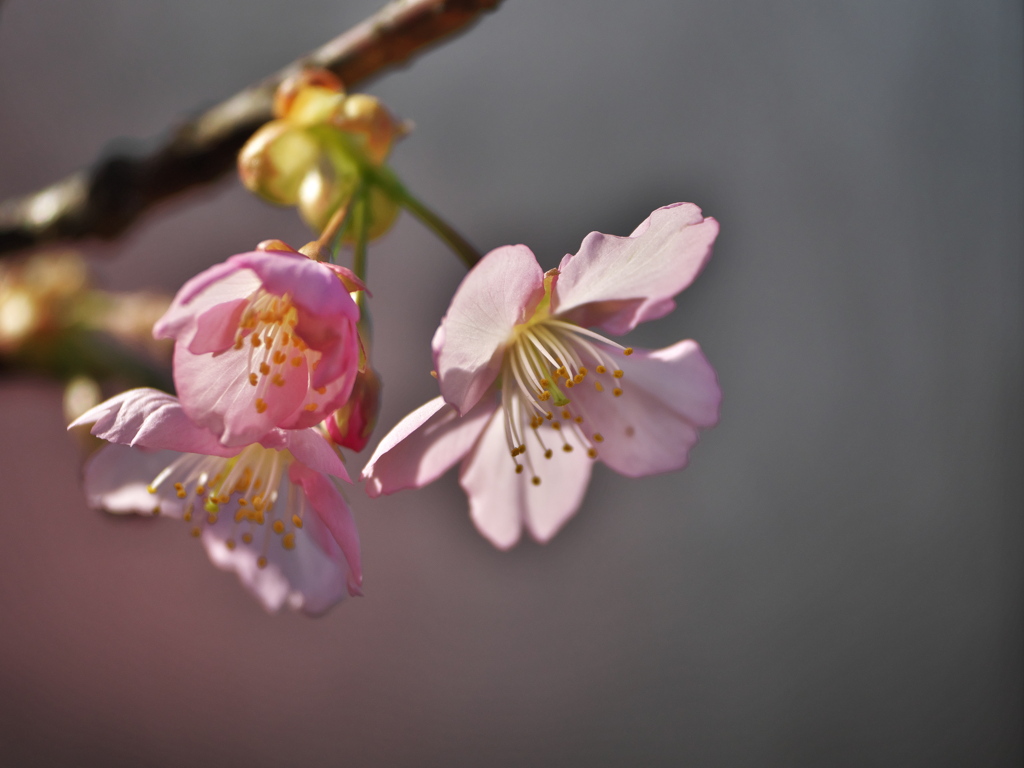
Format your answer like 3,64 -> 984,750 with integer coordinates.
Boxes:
316,197 -> 352,255
352,186 -> 371,317
366,164 -> 481,270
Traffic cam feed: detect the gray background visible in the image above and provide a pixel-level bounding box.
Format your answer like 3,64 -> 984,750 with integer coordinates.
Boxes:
0,1 -> 1020,766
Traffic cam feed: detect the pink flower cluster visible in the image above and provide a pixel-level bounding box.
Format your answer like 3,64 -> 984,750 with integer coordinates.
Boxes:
72,203 -> 721,613
72,245 -> 365,613
364,203 -> 721,548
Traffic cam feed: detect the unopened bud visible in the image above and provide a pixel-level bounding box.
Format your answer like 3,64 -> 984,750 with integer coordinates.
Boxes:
334,94 -> 409,165
326,367 -> 382,452
274,69 -> 344,119
238,121 -> 321,205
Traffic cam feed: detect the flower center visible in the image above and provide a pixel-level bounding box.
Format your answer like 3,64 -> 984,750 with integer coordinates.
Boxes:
232,291 -> 323,414
501,317 -> 633,484
146,445 -> 307,568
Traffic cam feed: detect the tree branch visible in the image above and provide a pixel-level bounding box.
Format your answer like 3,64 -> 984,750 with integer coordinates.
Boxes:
0,0 -> 503,257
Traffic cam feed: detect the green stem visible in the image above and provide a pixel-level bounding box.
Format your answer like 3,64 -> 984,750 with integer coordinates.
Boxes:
366,164 -> 481,270
352,185 -> 371,320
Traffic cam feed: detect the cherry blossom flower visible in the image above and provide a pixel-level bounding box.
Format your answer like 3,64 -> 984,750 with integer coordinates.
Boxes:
362,203 -> 722,549
71,388 -> 362,614
154,243 -> 364,447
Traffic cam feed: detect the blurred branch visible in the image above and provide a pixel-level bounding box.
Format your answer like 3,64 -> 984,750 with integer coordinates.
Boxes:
0,0 -> 503,257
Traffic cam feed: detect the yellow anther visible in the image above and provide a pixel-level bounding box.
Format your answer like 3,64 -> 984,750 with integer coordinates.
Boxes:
565,379 -> 575,388
531,476 -> 541,486
234,509 -> 246,523
282,533 -> 296,550
249,373 -> 258,386
190,527 -> 201,538
430,369 -> 438,378
587,448 -> 598,458
613,388 -> 623,397
195,486 -> 205,496
252,495 -> 264,511
538,391 -> 551,401
563,444 -> 573,452
574,373 -> 584,384
257,556 -> 268,569
255,398 -> 268,413
544,449 -> 553,459
174,482 -> 184,491
251,335 -> 262,347
311,359 -> 320,370
596,365 -> 607,374
623,347 -> 634,356
593,433 -> 604,443
226,539 -> 236,551
540,378 -> 550,387
578,367 -> 587,375
272,373 -> 286,387
545,412 -> 553,420
238,498 -> 247,506
292,515 -> 303,529
515,465 -> 524,474
206,514 -> 218,526
242,533 -> 253,544
272,520 -> 285,534
176,489 -> 187,499
595,382 -> 604,392
254,478 -> 263,489
146,485 -> 157,494
574,416 -> 584,424
291,356 -> 303,367
613,370 -> 624,378
561,409 -> 571,419
315,386 -> 327,395
233,338 -> 244,350
151,506 -> 161,516
259,362 -> 271,376
304,402 -> 318,411
551,421 -> 561,430
183,505 -> 193,522
272,350 -> 287,364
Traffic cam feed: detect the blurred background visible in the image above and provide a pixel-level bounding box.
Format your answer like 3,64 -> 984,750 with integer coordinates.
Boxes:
0,1 -> 1020,765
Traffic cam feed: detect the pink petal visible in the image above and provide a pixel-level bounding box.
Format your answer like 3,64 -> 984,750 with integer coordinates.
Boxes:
285,314 -> 358,402
279,428 -> 351,482
227,250 -> 359,321
201,475 -> 352,614
289,462 -> 363,596
457,407 -> 594,549
70,388 -> 238,457
322,263 -> 371,296
154,265 -> 260,343
553,203 -> 719,334
189,298 -> 248,355
173,341 -> 309,448
434,245 -> 545,414
361,396 -> 495,498
569,340 -> 721,478
83,444 -> 190,517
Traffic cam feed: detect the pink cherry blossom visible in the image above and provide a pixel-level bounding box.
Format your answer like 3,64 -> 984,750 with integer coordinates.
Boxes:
362,203 -> 722,549
71,388 -> 362,614
154,245 -> 364,447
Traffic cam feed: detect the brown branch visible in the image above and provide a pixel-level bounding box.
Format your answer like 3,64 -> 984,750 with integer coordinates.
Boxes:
0,0 -> 503,257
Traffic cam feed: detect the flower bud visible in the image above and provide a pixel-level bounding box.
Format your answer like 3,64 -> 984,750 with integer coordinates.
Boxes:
334,94 -> 408,165
326,366 -> 382,452
238,68 -> 406,241
274,69 -> 344,119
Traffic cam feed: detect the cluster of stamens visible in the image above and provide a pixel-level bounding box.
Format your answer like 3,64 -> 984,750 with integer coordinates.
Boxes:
146,445 -> 306,569
232,292 -> 323,415
500,317 -> 633,485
